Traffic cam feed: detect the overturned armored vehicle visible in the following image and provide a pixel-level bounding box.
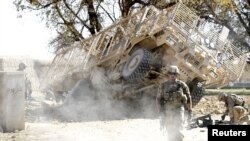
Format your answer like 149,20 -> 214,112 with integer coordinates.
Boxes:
46,3 -> 247,107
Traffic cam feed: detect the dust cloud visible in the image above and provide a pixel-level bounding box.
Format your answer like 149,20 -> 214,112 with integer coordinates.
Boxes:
30,61 -> 189,141
41,66 -> 158,122
0,61 -> 211,140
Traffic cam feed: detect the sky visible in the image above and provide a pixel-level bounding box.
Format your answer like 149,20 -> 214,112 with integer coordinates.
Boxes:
0,1 -> 55,60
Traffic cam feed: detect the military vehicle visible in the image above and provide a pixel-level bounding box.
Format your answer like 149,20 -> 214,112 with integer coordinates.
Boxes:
46,2 -> 247,106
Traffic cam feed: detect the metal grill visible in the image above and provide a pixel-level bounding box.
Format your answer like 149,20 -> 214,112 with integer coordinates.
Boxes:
45,2 -> 247,88
83,34 -> 102,69
47,54 -> 64,83
145,6 -> 158,19
170,3 -> 247,84
67,47 -> 86,71
156,13 -> 167,27
172,3 -> 199,35
220,42 -> 247,81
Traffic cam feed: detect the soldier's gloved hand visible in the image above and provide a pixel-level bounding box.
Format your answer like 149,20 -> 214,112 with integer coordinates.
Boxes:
221,114 -> 226,121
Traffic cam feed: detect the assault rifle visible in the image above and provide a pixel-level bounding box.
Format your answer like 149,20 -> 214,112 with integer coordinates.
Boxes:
187,114 -> 230,129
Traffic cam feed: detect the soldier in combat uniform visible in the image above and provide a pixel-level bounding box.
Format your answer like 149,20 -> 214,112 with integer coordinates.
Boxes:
218,93 -> 249,124
17,63 -> 32,100
156,65 -> 192,141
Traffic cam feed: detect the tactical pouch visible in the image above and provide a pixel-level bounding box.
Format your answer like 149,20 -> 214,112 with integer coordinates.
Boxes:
163,92 -> 172,101
173,91 -> 187,103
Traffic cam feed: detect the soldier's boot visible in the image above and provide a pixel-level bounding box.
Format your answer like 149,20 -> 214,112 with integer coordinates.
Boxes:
229,116 -> 234,124
240,115 -> 250,125
233,106 -> 246,124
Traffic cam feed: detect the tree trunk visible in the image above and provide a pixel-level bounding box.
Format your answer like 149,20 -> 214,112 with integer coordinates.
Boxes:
86,0 -> 102,35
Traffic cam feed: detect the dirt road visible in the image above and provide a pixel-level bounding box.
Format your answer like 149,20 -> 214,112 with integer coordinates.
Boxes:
0,119 -> 207,141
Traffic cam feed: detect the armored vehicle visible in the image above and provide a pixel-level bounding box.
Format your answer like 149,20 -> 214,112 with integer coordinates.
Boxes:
46,3 -> 247,106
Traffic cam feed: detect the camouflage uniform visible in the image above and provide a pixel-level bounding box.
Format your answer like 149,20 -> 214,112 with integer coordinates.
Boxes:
219,93 -> 249,124
156,79 -> 192,141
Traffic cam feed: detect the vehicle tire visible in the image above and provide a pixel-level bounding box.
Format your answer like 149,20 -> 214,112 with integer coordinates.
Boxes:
188,79 -> 205,107
191,86 -> 205,107
122,48 -> 152,82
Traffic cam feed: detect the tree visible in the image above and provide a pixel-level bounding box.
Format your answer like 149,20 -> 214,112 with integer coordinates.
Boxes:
14,0 -> 249,52
185,0 -> 250,51
14,0 -> 178,52
14,0 -> 109,52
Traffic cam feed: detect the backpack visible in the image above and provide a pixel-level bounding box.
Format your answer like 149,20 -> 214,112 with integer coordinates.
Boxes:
229,94 -> 245,106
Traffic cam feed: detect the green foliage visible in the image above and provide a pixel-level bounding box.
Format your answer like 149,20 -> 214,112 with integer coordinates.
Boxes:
14,0 -> 250,52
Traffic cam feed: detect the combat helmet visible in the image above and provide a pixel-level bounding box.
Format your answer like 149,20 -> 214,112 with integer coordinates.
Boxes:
18,62 -> 27,71
218,93 -> 227,101
168,65 -> 180,75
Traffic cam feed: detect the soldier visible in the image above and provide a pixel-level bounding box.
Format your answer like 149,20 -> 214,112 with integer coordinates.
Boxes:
17,63 -> 32,100
156,65 -> 192,141
218,93 -> 249,124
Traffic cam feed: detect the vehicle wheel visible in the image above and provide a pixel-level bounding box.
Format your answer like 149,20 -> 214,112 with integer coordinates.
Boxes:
189,79 -> 205,107
122,48 -> 152,82
191,83 -> 205,107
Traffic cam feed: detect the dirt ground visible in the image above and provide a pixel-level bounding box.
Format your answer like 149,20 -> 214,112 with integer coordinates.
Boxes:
0,119 -> 209,141
193,95 -> 250,115
0,93 -> 249,141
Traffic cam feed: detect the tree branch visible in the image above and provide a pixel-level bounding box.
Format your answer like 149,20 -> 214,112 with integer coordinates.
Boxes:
231,1 -> 250,35
62,0 -> 90,37
118,0 -> 123,16
98,3 -> 115,22
86,0 -> 103,34
40,0 -> 61,9
234,10 -> 250,35
55,3 -> 82,41
112,1 -> 117,21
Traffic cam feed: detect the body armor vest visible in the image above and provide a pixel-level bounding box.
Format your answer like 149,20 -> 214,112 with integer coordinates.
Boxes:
162,80 -> 187,105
